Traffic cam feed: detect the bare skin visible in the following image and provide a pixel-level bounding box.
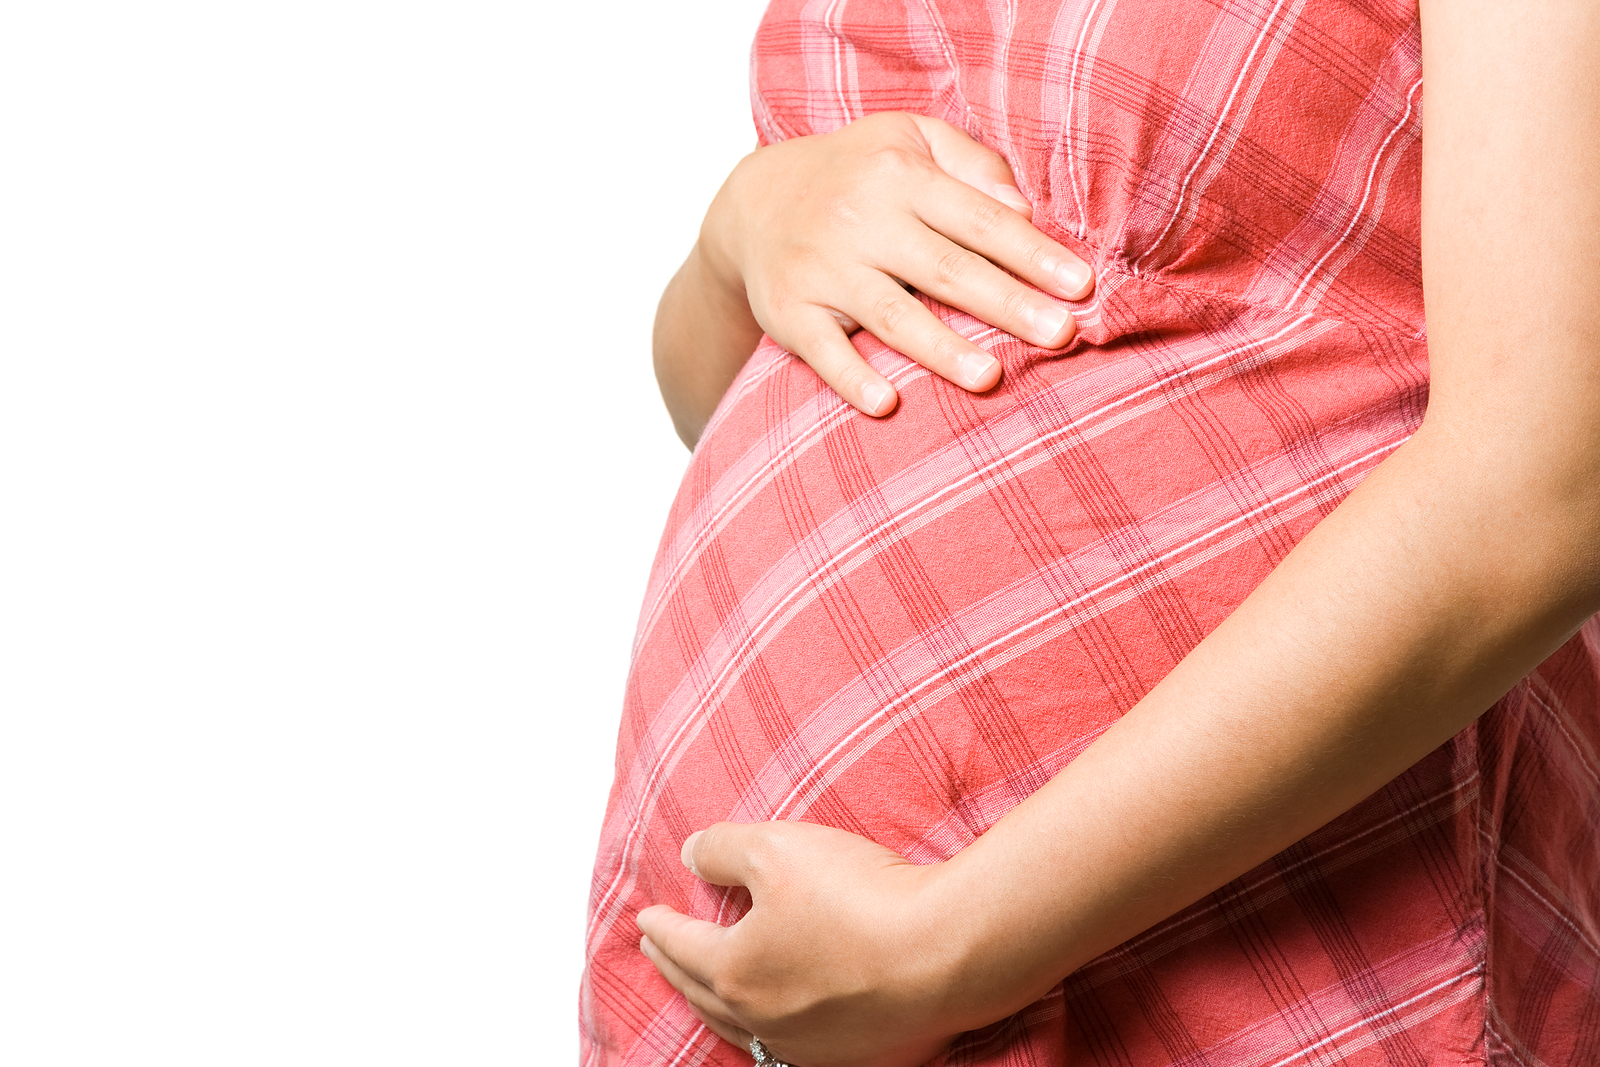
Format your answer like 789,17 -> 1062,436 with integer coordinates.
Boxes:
652,112 -> 1096,446
637,2 -> 1600,1064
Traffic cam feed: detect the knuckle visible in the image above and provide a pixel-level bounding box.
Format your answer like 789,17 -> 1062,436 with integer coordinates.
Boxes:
925,331 -> 969,367
1017,239 -> 1054,275
708,957 -> 766,1014
863,143 -> 921,182
761,283 -> 799,319
967,197 -> 1010,238
871,291 -> 914,333
830,361 -> 874,400
933,247 -> 973,289
998,286 -> 1035,326
686,824 -> 719,871
741,825 -> 779,867
794,319 -> 844,362
854,110 -> 919,141
708,966 -> 747,1005
977,139 -> 1010,165
763,257 -> 826,315
857,137 -> 934,187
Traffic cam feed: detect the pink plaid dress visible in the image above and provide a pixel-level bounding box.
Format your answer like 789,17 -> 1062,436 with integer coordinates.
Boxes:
582,0 -> 1600,1063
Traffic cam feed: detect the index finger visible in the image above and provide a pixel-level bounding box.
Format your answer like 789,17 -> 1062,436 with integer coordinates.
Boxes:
914,172 -> 1095,302
638,921 -> 754,1051
637,904 -> 728,989
907,113 -> 1036,221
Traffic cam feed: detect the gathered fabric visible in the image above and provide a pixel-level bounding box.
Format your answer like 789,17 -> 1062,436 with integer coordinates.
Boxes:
582,1 -> 1600,1063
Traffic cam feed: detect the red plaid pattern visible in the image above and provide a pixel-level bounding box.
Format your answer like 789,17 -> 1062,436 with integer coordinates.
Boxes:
582,1 -> 1600,1063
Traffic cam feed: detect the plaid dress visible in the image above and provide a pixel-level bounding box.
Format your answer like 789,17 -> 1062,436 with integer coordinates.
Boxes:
582,0 -> 1600,1063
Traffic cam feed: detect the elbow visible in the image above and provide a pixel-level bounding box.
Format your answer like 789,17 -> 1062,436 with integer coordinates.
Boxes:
1408,415 -> 1600,616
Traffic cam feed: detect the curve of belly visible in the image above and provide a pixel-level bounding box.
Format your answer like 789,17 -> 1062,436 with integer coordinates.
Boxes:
583,269 -> 1431,1065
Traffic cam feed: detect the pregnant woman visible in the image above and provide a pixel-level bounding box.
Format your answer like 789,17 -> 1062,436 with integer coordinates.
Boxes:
583,1 -> 1600,1064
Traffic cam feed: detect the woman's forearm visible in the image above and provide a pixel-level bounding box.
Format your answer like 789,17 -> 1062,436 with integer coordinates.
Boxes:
653,241 -> 764,448
928,416 -> 1600,1027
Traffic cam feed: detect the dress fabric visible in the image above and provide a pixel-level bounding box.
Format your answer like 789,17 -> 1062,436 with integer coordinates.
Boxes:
582,0 -> 1600,1064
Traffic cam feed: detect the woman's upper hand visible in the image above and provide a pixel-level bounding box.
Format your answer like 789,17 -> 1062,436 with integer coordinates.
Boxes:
636,820 -> 1000,1067
699,112 -> 1095,417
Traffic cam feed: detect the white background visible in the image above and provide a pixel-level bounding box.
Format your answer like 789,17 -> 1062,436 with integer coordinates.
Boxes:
0,1 -> 768,1062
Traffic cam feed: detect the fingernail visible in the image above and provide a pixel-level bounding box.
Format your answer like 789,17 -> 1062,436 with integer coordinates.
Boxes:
862,382 -> 895,415
1030,303 -> 1071,344
989,183 -> 1032,214
960,351 -> 998,388
1054,259 -> 1093,297
680,831 -> 702,876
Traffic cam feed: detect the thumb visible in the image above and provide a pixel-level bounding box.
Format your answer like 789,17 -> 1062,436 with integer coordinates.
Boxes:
910,114 -> 1033,219
680,821 -> 768,888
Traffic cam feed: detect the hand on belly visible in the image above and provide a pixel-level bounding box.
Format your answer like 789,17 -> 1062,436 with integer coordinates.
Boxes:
699,111 -> 1096,416
637,819 -> 982,1067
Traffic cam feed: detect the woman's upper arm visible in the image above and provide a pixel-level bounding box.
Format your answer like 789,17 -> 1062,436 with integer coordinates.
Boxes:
1419,0 -> 1600,442
1419,0 -> 1600,591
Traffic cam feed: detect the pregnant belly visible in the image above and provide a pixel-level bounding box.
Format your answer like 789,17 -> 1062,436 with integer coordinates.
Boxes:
583,269 -> 1429,1064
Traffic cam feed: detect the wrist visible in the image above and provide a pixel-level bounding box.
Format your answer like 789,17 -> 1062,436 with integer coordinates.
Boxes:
918,829 -> 1104,1032
682,237 -> 750,327
696,153 -> 759,304
904,851 -> 1056,1035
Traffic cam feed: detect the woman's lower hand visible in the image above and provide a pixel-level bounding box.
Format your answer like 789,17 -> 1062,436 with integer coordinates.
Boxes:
636,821 -> 981,1067
699,112 -> 1095,417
